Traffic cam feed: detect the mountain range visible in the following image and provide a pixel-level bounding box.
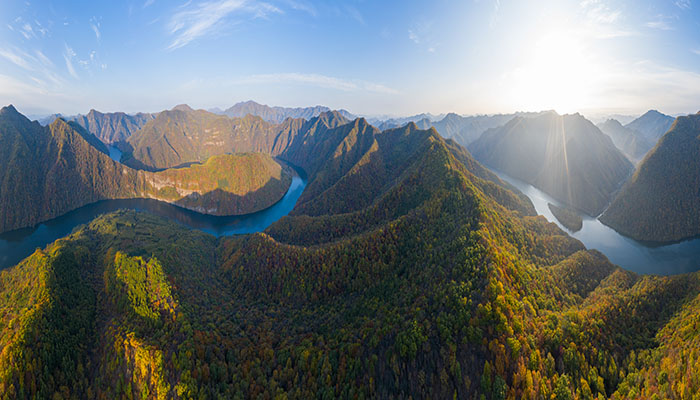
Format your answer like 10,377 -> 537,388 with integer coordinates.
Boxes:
468,111 -> 634,216
1,100 -> 699,399
217,100 -> 356,123
597,110 -> 675,162
0,105 -> 292,233
601,112 -> 700,242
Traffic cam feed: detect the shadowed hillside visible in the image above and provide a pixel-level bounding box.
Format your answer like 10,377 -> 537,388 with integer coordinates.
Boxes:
601,113 -> 700,242
0,106 -> 293,233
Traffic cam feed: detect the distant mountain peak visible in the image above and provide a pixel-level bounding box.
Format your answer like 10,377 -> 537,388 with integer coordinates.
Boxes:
0,104 -> 19,115
172,104 -> 194,112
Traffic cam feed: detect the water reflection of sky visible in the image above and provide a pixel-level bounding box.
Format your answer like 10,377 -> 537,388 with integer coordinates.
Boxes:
493,170 -> 700,276
0,174 -> 306,270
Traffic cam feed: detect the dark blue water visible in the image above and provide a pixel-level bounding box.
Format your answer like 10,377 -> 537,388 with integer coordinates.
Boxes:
493,170 -> 700,276
107,145 -> 122,162
0,174 -> 306,269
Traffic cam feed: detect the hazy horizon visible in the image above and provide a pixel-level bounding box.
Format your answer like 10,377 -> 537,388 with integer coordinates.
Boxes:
2,0 -> 699,117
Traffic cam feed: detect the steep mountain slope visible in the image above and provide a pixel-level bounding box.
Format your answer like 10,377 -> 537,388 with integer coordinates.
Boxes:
126,107 -> 291,170
597,119 -> 654,162
125,107 -> 350,170
221,100 -> 355,123
624,109 -> 674,145
71,109 -> 155,144
0,106 -> 293,233
2,118 -> 699,399
600,113 -> 700,242
469,112 -> 634,216
0,105 -> 146,233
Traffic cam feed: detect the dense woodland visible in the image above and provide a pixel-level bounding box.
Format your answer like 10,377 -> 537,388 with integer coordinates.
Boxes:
0,115 -> 699,399
547,203 -> 583,232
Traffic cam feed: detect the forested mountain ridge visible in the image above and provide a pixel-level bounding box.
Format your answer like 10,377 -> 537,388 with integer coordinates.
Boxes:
2,112 -> 699,398
600,113 -> 700,242
124,106 -> 351,170
0,105 -> 146,233
0,106 -> 293,233
71,109 -> 155,144
148,153 -> 292,215
468,112 -> 634,216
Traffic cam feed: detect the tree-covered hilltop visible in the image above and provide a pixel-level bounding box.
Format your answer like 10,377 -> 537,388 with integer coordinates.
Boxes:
0,106 -> 293,234
600,113 -> 700,243
468,111 -> 633,216
146,153 -> 292,215
548,203 -> 583,232
1,118 -> 699,399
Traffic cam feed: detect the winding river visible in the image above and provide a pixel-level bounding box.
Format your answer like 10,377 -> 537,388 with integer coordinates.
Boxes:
0,166 -> 307,270
3,143 -> 699,275
493,170 -> 700,276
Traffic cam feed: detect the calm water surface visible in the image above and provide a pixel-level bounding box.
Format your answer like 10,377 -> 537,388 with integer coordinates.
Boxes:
493,170 -> 700,275
0,172 -> 306,269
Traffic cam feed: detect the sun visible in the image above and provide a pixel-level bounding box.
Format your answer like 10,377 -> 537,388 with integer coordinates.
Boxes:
504,31 -> 603,114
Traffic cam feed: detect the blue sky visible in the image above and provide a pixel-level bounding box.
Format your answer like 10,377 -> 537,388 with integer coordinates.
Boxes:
0,0 -> 699,117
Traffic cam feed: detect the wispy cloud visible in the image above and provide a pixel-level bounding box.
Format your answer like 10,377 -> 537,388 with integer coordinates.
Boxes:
343,5 -> 365,25
63,45 -> 79,79
0,48 -> 33,70
90,17 -> 101,40
675,0 -> 691,9
143,0 -> 156,8
408,30 -> 419,44
407,21 -> 438,53
692,49 -> 700,55
580,0 -> 621,24
280,0 -> 316,17
166,0 -> 283,50
237,73 -> 398,95
0,47 -> 65,88
645,15 -> 676,31
490,0 -> 501,27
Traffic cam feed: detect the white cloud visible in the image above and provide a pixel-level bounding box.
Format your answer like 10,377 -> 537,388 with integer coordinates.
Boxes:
343,5 -> 365,25
237,73 -> 398,95
645,14 -> 677,31
166,0 -> 283,50
35,50 -> 53,67
0,48 -> 33,70
692,49 -> 700,55
20,23 -> 34,39
675,0 -> 691,9
580,0 -> 621,24
63,45 -> 79,79
90,18 -> 101,40
143,0 -> 156,8
280,0 -> 316,17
